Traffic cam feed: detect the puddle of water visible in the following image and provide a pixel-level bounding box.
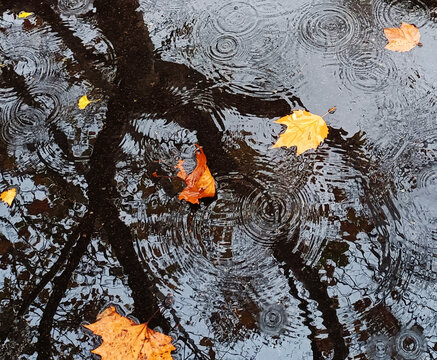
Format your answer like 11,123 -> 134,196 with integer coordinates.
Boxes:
0,0 -> 436,359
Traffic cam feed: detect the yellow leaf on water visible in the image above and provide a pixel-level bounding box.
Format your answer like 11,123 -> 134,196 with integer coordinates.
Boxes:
78,95 -> 100,110
18,11 -> 34,19
78,95 -> 91,109
272,110 -> 329,155
384,22 -> 420,52
84,306 -> 175,360
1,188 -> 17,206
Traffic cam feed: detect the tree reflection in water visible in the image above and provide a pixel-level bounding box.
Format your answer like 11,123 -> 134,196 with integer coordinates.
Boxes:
0,0 -> 436,359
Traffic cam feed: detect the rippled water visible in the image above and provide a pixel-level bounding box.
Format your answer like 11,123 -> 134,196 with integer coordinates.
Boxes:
1,0 -> 436,359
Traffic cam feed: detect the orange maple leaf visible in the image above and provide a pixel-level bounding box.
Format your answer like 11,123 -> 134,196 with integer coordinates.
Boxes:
272,110 -> 329,155
0,188 -> 17,206
176,145 -> 215,204
83,306 -> 175,360
384,22 -> 420,52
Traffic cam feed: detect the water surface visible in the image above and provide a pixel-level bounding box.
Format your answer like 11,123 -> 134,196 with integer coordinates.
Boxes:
0,0 -> 436,359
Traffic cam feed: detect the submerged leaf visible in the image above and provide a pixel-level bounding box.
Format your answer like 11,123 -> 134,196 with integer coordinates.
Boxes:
272,110 -> 329,155
0,188 -> 17,206
384,22 -> 420,52
18,11 -> 34,19
84,306 -> 175,360
78,95 -> 100,110
176,145 -> 215,204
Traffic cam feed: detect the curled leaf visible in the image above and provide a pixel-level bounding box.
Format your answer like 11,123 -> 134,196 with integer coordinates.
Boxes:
272,110 -> 329,155
176,145 -> 215,204
1,188 -> 17,206
78,95 -> 100,110
18,11 -> 34,18
384,22 -> 420,52
83,306 -> 175,360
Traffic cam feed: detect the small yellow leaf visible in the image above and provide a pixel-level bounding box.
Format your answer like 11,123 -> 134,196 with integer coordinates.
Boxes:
78,95 -> 100,110
18,11 -> 34,19
272,110 -> 329,155
78,95 -> 91,109
1,188 -> 17,206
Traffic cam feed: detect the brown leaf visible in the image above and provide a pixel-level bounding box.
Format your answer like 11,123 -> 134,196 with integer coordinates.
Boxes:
83,306 -> 175,360
384,22 -> 420,52
272,110 -> 329,155
176,145 -> 215,204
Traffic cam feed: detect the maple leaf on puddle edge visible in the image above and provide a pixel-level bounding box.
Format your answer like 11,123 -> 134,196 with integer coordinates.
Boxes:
176,145 -> 215,204
83,306 -> 175,360
384,22 -> 420,52
272,110 -> 329,155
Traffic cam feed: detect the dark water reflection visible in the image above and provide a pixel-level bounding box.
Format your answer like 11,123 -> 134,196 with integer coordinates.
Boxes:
1,0 -> 436,359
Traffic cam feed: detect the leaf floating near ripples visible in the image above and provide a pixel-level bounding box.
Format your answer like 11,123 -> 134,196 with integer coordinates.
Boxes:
78,95 -> 100,110
18,11 -> 34,18
176,145 -> 215,204
0,188 -> 17,206
83,306 -> 175,360
272,110 -> 329,155
384,22 -> 420,52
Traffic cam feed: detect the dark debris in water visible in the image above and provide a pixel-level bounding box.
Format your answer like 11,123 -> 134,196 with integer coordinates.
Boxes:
1,0 -> 437,359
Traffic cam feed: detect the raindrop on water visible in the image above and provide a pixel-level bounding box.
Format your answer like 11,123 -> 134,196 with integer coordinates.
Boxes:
366,334 -> 393,360
259,303 -> 286,335
57,0 -> 94,16
394,328 -> 425,359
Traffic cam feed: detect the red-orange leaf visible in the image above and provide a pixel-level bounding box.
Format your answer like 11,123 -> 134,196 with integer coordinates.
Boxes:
384,22 -> 420,52
83,306 -> 175,360
176,145 -> 215,204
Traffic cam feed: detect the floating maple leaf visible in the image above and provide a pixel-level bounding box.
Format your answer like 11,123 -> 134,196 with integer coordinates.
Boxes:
83,306 -> 175,360
272,110 -> 329,155
0,188 -> 17,206
176,145 -> 215,204
384,22 -> 420,52
78,95 -> 100,110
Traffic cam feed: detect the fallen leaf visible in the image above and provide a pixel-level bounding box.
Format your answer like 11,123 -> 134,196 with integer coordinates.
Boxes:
78,95 -> 100,110
384,22 -> 420,52
328,106 -> 337,114
83,306 -> 175,360
18,11 -> 34,18
176,145 -> 215,204
272,110 -> 329,155
1,188 -> 17,206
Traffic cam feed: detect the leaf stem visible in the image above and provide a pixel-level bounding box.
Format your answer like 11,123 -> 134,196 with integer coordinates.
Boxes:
321,106 -> 336,118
